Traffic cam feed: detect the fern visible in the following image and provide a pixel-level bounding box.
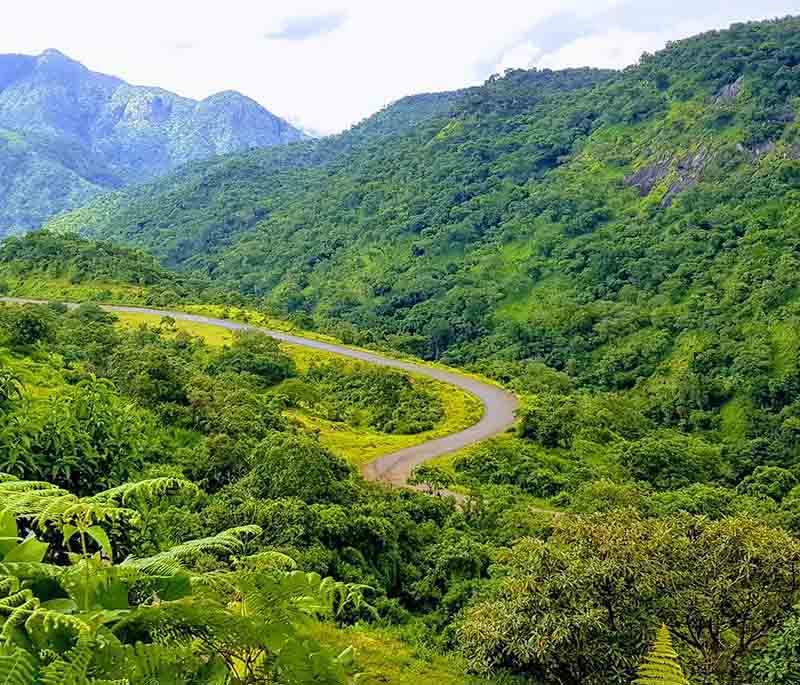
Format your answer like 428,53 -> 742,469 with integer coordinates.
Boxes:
634,625 -> 690,685
92,478 -> 200,508
122,526 -> 261,575
0,646 -> 37,685
0,481 -> 135,529
39,635 -> 129,685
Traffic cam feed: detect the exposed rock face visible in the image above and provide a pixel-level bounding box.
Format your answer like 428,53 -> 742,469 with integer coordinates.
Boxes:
0,49 -> 307,235
625,147 -> 711,207
716,76 -> 744,101
625,157 -> 671,196
661,147 -> 709,207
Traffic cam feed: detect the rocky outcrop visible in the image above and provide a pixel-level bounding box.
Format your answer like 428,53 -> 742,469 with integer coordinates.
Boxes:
624,157 -> 671,196
661,147 -> 709,207
625,148 -> 711,207
716,76 -> 744,101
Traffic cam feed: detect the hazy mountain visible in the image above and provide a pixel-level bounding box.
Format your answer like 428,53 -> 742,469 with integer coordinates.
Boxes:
0,49 -> 306,236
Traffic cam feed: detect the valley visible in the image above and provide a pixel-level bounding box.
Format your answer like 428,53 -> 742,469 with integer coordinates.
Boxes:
2,11 -> 800,685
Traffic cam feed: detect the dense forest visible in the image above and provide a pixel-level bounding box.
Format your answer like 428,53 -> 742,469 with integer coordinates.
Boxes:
1,13 -> 800,685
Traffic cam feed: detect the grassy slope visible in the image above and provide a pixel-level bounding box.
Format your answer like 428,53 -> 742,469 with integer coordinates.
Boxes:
309,623 -> 517,685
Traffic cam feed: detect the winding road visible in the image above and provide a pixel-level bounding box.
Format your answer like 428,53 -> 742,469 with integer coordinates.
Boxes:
1,298 -> 519,486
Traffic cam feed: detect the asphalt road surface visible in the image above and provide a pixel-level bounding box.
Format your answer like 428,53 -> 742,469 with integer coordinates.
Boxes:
1,298 -> 519,485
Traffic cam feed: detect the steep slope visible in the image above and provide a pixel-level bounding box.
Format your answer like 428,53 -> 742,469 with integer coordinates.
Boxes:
48,88 -> 473,261
53,18 -> 800,403
0,49 -> 305,235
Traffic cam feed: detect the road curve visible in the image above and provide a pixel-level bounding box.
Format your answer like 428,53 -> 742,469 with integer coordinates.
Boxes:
0,298 -> 518,485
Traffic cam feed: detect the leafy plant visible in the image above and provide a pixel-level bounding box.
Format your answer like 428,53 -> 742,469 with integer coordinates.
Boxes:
634,625 -> 690,685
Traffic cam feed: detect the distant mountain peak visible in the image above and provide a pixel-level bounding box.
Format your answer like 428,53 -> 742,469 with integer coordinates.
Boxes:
39,48 -> 70,60
205,89 -> 249,100
36,48 -> 83,70
0,48 -> 306,236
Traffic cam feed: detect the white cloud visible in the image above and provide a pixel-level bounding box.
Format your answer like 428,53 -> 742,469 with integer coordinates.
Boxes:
535,28 -> 664,71
1,1 -> 798,134
495,41 -> 543,74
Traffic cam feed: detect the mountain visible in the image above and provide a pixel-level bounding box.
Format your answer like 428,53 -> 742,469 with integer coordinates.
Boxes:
14,17 -> 800,684
51,17 -> 800,395
0,49 -> 306,236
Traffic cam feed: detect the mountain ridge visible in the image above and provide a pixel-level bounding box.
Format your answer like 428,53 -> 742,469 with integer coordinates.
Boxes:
0,48 -> 306,236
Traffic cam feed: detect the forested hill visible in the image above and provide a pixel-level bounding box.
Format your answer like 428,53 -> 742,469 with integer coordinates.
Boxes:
0,230 -> 227,304
52,17 -> 800,388
48,67 -> 611,263
0,49 -> 306,236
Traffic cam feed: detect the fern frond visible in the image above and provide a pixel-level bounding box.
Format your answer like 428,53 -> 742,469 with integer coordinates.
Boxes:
39,634 -> 126,685
92,478 -> 201,508
0,563 -> 62,581
0,485 -> 135,529
238,550 -> 298,571
101,642 -> 202,685
0,480 -> 57,493
123,526 -> 261,575
0,595 -> 39,643
634,625 -> 690,685
0,646 -> 38,685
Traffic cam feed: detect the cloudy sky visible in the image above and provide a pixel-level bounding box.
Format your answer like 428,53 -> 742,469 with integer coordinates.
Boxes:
2,1 -> 798,134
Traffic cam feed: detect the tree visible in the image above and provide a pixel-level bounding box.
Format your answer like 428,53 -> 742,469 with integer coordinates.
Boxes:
634,625 -> 690,685
737,466 -> 798,502
517,393 -> 579,448
457,512 -> 800,684
409,464 -> 456,494
2,305 -> 55,347
211,330 -> 296,386
242,434 -> 353,503
619,432 -> 723,490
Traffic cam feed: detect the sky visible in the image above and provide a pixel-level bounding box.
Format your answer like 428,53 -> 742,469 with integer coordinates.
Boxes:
2,1 -> 798,135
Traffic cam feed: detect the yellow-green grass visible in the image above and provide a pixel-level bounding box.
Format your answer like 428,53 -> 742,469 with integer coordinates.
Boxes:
180,303 -> 510,393
309,623 -> 501,685
289,376 -> 482,466
113,311 -> 484,466
1,273 -> 151,304
115,310 -> 236,347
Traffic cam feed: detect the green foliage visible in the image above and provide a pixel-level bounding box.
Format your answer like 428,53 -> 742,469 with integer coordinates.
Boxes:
296,361 -> 444,434
748,613 -> 800,685
0,476 -> 361,684
239,434 -> 353,504
0,377 -> 162,493
458,511 -> 800,684
407,465 -> 455,494
210,330 -> 296,386
1,305 -> 55,348
618,432 -> 723,491
0,368 -> 21,412
634,625 -> 690,685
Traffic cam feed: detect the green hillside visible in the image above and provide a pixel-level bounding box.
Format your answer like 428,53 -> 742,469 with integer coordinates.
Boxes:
51,17 -> 800,430
52,18 -> 800,370
23,15 -> 800,684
